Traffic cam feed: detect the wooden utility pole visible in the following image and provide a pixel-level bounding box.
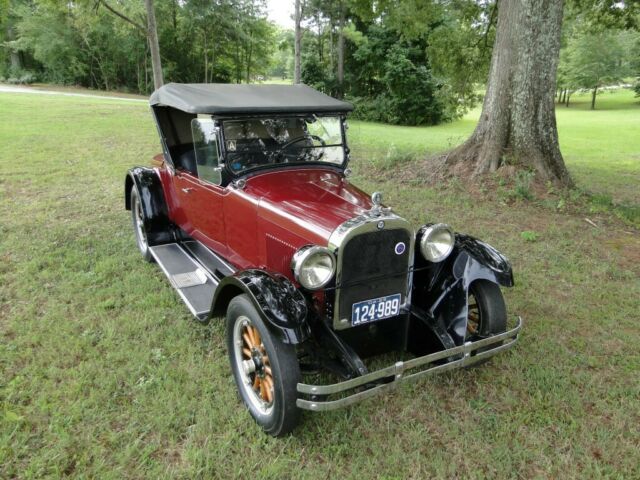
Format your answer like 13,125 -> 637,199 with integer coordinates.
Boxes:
294,0 -> 302,84
145,0 -> 164,89
336,0 -> 345,97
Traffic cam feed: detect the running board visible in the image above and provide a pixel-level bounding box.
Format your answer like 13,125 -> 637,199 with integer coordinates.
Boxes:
149,243 -> 219,321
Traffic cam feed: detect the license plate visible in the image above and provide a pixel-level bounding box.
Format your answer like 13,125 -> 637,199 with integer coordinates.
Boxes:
351,293 -> 402,326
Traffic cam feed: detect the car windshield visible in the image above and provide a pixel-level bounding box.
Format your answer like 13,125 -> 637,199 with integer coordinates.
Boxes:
222,116 -> 345,174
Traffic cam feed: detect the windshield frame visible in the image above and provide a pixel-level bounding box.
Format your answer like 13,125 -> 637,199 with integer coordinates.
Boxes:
216,112 -> 350,179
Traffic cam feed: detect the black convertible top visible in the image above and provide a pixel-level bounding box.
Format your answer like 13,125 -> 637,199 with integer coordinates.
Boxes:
149,83 -> 353,115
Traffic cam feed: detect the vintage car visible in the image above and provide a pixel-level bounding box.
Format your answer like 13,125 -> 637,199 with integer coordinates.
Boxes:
125,83 -> 522,436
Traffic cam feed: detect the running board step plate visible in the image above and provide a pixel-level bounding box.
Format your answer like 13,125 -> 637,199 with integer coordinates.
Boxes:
149,243 -> 218,320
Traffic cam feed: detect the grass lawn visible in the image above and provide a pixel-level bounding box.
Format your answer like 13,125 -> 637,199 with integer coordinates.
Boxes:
1,90 -> 639,479
350,88 -> 640,206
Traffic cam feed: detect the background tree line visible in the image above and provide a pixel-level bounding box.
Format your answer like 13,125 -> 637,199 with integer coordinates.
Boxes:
1,0 -> 638,126
0,0 -> 275,92
556,3 -> 640,110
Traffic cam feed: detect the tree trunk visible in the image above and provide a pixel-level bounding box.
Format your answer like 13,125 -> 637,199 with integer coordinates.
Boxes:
565,90 -> 571,107
144,0 -> 164,90
444,0 -> 572,187
294,0 -> 302,84
337,0 -> 345,98
6,24 -> 22,70
591,86 -> 597,110
204,29 -> 208,83
246,41 -> 253,83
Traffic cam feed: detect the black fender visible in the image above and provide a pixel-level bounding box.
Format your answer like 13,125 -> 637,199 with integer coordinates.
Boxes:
210,269 -> 310,344
412,230 -> 514,345
124,167 -> 173,246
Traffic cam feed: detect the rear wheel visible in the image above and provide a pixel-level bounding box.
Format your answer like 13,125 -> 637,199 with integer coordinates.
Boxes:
466,281 -> 507,361
130,186 -> 152,262
226,294 -> 300,436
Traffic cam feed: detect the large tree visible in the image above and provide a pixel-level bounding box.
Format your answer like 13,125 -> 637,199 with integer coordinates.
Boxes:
565,30 -> 629,110
444,0 -> 573,186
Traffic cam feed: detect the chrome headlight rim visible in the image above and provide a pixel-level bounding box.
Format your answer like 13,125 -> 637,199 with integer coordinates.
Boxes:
291,245 -> 336,290
419,223 -> 455,263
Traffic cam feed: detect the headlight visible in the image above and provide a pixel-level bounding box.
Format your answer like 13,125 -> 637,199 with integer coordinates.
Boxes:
291,246 -> 336,290
419,223 -> 454,262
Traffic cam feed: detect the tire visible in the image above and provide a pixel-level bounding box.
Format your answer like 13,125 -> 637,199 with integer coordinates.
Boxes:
226,294 -> 301,436
130,186 -> 153,262
466,280 -> 507,363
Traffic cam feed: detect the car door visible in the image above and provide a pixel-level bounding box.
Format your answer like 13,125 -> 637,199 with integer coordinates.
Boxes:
173,118 -> 226,253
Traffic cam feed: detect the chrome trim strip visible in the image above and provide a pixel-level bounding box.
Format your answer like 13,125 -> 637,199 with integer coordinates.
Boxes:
296,317 -> 523,411
327,211 -> 415,330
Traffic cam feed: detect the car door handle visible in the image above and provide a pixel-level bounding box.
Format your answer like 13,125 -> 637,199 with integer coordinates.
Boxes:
181,187 -> 194,193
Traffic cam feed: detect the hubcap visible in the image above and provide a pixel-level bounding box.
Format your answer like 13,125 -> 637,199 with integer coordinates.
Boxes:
233,316 -> 274,414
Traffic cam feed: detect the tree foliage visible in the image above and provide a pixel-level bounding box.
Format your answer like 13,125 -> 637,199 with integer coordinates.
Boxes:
0,0 -> 275,92
557,10 -> 639,109
296,0 -> 496,125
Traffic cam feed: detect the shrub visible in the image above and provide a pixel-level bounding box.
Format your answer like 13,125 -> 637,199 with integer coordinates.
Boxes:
513,170 -> 536,200
4,68 -> 38,85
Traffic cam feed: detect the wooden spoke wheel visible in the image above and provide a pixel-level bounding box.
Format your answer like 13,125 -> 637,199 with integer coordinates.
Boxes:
465,281 -> 508,363
467,292 -> 481,337
238,321 -> 274,407
226,294 -> 301,436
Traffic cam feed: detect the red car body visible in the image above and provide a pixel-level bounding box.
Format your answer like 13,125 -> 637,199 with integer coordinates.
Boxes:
159,165 -> 371,277
124,83 -> 522,434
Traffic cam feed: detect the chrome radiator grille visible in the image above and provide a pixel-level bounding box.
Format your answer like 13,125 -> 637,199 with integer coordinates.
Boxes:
329,214 -> 414,330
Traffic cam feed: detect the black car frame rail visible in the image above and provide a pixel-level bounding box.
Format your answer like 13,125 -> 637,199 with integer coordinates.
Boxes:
297,317 -> 522,411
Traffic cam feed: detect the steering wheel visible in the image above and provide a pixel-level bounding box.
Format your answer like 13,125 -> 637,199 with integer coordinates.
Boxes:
276,134 -> 326,162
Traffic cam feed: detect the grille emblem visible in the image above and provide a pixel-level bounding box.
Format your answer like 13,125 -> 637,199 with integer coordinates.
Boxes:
377,220 -> 385,230
395,242 -> 406,255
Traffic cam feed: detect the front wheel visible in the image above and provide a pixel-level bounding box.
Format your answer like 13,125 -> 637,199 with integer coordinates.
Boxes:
226,294 -> 301,436
466,281 -> 507,362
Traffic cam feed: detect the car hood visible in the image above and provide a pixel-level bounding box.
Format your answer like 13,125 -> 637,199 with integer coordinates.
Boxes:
244,168 -> 375,245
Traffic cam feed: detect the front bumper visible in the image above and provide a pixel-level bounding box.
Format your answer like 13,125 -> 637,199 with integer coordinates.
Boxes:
296,316 -> 523,411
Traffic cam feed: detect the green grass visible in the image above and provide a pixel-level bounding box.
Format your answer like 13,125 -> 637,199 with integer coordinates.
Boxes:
350,88 -> 640,206
1,90 -> 640,479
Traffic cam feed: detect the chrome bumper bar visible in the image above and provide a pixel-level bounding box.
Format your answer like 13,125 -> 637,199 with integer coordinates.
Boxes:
296,316 -> 523,411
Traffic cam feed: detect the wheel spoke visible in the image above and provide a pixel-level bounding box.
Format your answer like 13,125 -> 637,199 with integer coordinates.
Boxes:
263,377 -> 273,403
252,327 -> 261,348
242,347 -> 252,358
245,326 -> 254,346
242,332 -> 254,349
259,377 -> 268,401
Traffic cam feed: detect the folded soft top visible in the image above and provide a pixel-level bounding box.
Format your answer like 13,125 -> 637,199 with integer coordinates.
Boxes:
149,83 -> 353,115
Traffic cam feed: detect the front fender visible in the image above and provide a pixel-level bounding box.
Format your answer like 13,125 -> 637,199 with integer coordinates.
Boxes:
453,234 -> 513,287
125,167 -> 172,246
412,232 -> 514,345
210,269 -> 310,344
